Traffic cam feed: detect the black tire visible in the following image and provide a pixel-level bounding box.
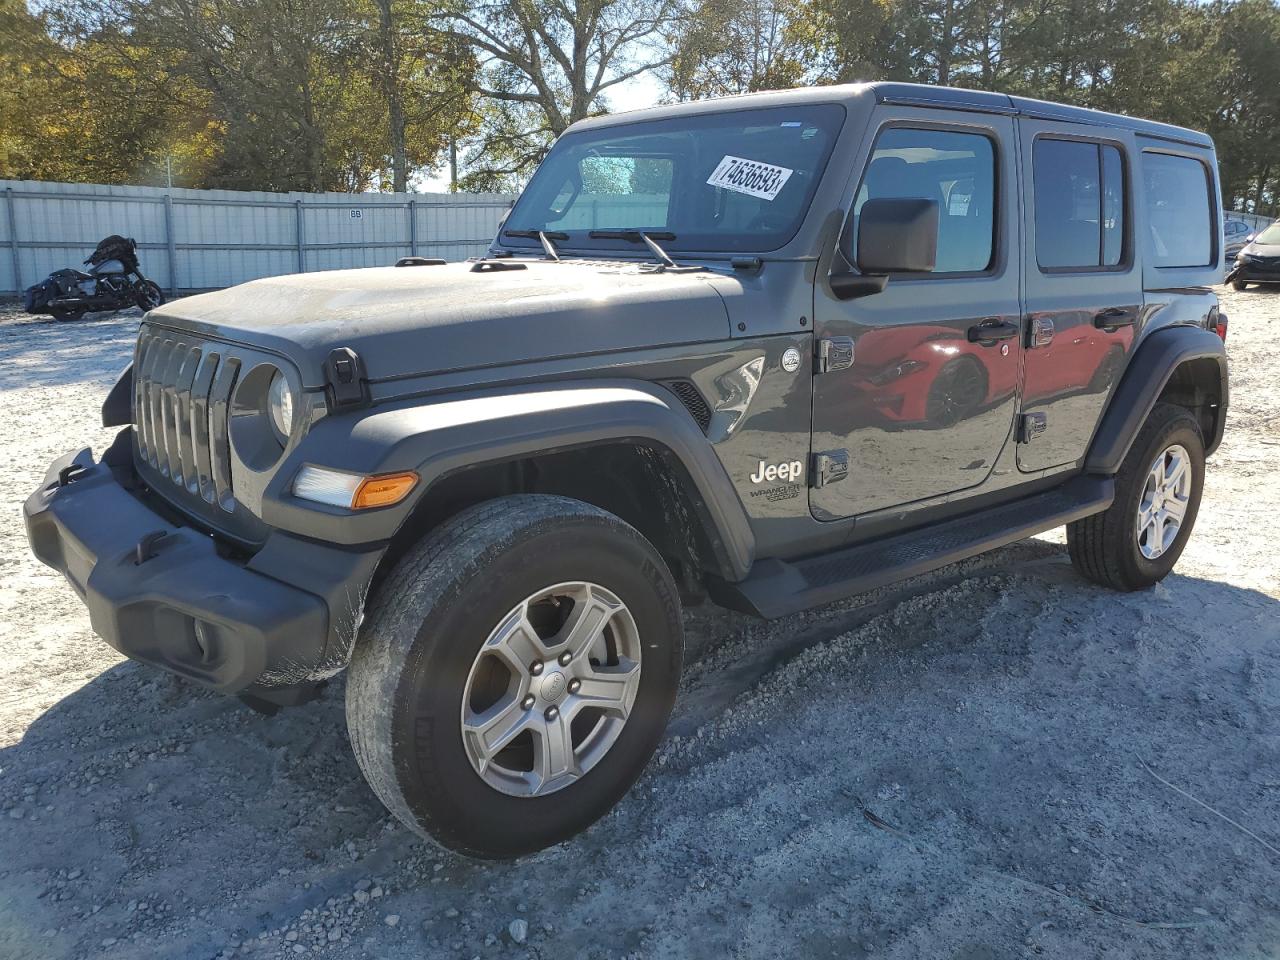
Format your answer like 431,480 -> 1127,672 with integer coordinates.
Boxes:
136,280 -> 165,310
1067,402 -> 1205,591
1231,280 -> 1248,291
346,495 -> 683,858
926,356 -> 988,427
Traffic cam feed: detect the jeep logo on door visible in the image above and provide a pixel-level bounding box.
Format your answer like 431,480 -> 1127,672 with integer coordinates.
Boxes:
750,459 -> 804,484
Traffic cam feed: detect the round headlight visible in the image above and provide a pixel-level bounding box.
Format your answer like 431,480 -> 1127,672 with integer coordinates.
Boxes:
268,371 -> 295,442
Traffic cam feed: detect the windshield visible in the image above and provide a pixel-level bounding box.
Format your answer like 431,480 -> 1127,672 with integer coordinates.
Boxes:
1253,222 -> 1280,244
502,104 -> 846,255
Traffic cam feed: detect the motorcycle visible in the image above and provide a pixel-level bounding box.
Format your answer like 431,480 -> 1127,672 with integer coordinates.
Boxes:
23,235 -> 165,321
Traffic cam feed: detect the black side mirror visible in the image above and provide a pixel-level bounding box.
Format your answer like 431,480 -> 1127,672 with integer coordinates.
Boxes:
830,197 -> 940,301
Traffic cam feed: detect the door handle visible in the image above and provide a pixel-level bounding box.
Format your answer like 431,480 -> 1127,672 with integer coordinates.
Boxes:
1094,307 -> 1137,329
967,319 -> 1020,344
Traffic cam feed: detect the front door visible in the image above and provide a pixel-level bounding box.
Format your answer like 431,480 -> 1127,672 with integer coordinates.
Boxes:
811,110 -> 1022,521
1017,122 -> 1140,471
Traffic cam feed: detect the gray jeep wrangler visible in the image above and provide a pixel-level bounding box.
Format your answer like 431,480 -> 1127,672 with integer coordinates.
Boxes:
25,83 -> 1229,858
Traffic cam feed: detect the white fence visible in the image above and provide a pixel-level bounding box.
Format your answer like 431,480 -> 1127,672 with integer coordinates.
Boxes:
1225,209 -> 1274,232
0,179 -> 515,295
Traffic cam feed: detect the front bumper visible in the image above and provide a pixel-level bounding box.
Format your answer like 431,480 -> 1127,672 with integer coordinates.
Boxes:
1233,260 -> 1280,283
24,447 -> 383,697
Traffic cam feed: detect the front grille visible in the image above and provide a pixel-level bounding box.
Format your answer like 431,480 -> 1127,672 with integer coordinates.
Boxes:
134,327 -> 240,511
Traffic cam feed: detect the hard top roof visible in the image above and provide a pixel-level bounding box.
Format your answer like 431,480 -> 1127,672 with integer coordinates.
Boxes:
569,82 -> 1212,149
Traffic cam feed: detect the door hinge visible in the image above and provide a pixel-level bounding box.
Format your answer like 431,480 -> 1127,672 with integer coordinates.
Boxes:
815,337 -> 855,374
812,450 -> 850,488
1028,315 -> 1054,349
323,347 -> 370,411
1018,412 -> 1047,443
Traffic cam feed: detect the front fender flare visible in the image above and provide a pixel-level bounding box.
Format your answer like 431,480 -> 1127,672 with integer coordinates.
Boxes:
1086,325 -> 1228,475
261,380 -> 756,581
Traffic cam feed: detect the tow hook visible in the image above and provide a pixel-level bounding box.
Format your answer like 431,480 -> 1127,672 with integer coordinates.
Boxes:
56,463 -> 87,487
134,530 -> 169,565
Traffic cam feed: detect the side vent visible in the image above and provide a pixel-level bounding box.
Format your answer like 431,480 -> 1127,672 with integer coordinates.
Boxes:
662,380 -> 712,432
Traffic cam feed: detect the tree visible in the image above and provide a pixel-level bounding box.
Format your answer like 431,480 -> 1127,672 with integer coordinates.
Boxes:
665,0 -> 809,100
440,0 -> 682,181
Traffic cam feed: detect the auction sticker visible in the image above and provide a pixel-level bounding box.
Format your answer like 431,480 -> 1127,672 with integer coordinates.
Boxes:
707,156 -> 794,201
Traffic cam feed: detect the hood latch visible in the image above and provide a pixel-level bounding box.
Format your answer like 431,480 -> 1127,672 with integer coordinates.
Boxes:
324,347 -> 370,411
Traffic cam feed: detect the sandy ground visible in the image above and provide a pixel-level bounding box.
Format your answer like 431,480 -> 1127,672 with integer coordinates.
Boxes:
0,290 -> 1277,960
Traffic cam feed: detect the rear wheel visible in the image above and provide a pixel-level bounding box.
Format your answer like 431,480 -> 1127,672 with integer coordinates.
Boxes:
1231,279 -> 1248,291
1067,402 -> 1204,590
346,495 -> 683,858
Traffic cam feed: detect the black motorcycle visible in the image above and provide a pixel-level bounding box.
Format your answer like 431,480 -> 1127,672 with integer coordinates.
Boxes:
23,235 -> 165,321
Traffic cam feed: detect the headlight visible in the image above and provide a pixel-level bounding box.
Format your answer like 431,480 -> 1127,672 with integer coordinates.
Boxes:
268,371 -> 295,442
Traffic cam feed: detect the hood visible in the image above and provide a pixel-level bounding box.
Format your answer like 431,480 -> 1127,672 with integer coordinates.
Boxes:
144,260 -> 733,388
1243,241 -> 1280,257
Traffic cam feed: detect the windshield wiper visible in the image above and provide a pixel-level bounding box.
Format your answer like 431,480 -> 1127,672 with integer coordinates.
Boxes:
588,230 -> 678,270
502,229 -> 568,261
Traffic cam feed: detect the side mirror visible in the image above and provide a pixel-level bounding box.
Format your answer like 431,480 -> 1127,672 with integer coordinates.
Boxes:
857,197 -> 939,274
830,197 -> 939,301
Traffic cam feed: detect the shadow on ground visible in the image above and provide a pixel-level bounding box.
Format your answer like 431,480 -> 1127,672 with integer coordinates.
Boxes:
2,545 -> 1278,960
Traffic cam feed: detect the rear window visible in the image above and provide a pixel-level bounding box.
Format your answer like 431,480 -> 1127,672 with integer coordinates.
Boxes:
1142,152 -> 1214,267
1032,138 -> 1126,270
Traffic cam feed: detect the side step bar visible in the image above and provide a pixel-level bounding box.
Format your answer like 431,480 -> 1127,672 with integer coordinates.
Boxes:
709,476 -> 1114,619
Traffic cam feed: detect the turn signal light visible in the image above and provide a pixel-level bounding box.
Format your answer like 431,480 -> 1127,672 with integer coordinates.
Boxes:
294,466 -> 418,510
352,472 -> 419,509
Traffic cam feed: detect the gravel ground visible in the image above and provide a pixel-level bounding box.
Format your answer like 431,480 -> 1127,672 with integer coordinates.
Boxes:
0,291 -> 1277,960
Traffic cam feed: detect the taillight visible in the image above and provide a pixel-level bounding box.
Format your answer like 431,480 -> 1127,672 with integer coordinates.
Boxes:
1208,306 -> 1228,342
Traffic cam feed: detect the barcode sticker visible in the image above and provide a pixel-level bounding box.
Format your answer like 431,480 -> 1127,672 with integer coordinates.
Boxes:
706,156 -> 794,201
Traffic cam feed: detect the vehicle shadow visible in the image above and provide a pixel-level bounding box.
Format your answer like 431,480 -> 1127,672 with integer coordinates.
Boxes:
2,544 -> 1278,960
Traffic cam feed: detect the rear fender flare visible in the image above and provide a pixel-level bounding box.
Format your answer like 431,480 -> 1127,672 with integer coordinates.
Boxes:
262,380 -> 756,581
1086,325 -> 1228,474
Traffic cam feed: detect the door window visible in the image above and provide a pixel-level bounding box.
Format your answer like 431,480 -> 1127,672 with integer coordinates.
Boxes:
855,127 -> 996,273
1033,139 -> 1127,270
1142,152 -> 1214,267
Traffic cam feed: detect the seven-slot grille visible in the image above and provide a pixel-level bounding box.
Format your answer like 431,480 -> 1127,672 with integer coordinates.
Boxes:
133,327 -> 240,511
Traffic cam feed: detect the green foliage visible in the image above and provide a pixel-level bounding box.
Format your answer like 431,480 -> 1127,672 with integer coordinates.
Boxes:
3,0 -> 1279,212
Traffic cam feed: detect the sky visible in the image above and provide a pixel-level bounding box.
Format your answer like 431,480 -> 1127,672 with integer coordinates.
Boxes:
416,72 -> 667,193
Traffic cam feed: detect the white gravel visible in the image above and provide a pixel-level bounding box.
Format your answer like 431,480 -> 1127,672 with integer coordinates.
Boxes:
1,291 -> 1277,959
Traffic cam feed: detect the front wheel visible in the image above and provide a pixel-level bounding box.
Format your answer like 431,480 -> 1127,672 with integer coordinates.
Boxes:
1067,402 -> 1205,590
346,495 -> 683,858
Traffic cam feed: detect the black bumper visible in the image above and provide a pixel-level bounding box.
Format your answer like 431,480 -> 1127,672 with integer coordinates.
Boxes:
1234,262 -> 1280,283
24,448 -> 383,696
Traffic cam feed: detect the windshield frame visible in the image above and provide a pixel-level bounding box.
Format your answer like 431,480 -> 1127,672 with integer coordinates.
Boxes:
495,102 -> 848,259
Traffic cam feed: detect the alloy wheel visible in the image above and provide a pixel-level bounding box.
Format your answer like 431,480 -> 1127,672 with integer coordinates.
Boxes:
1136,443 -> 1192,560
460,582 -> 641,797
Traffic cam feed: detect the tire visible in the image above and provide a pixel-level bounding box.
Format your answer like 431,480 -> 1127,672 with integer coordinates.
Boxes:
1231,280 -> 1248,291
346,495 -> 683,858
136,280 -> 164,310
1067,402 -> 1205,591
925,356 -> 988,427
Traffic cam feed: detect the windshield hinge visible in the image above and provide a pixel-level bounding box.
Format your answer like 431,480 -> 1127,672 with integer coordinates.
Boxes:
323,347 -> 370,411
731,256 -> 762,273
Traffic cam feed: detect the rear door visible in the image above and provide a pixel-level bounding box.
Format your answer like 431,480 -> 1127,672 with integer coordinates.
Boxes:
1017,122 -> 1141,472
810,108 -> 1022,520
